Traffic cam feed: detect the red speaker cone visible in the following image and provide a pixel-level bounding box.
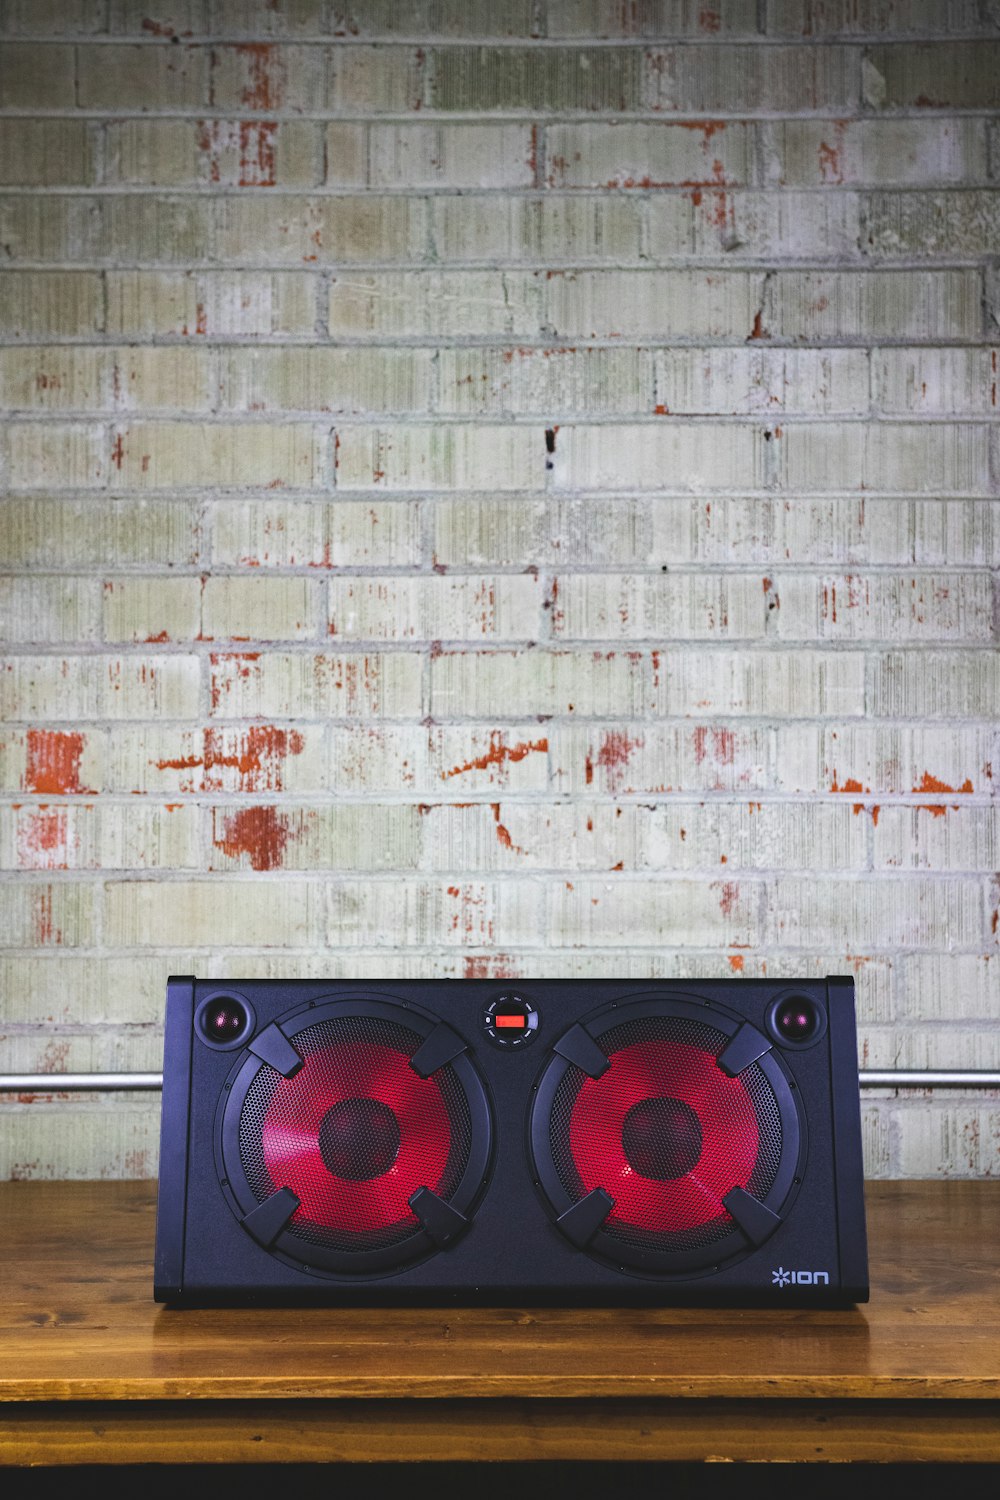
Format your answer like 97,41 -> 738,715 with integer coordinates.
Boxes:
569,1038 -> 759,1234
539,1007 -> 788,1266
262,1040 -> 453,1239
237,1011 -> 479,1261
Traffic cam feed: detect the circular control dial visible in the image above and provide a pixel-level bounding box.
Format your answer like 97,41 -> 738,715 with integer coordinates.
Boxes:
483,993 -> 539,1048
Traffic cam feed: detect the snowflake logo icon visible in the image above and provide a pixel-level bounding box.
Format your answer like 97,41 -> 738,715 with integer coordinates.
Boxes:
771,1266 -> 791,1287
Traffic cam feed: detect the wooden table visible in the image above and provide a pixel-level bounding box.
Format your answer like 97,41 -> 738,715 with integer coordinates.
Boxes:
1,1180 -> 998,1466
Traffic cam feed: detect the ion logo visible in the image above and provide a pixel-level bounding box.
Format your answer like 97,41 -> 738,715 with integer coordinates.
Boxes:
771,1266 -> 830,1287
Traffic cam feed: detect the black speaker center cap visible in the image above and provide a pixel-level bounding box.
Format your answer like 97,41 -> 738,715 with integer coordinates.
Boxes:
318,1096 -> 401,1181
621,1095 -> 703,1181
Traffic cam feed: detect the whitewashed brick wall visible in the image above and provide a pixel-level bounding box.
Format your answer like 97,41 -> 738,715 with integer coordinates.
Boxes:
1,0 -> 998,1179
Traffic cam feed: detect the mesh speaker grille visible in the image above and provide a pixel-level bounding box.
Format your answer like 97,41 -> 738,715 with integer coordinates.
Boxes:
550,1015 -> 783,1256
239,1015 -> 472,1254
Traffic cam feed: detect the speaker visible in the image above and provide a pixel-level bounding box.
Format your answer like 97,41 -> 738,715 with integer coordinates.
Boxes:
155,976 -> 868,1304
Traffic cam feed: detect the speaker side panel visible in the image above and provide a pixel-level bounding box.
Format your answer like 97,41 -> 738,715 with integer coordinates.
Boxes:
827,975 -> 869,1302
153,974 -> 196,1301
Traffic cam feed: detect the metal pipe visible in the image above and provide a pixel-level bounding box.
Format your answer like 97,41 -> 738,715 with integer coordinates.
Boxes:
859,1070 -> 1000,1089
0,1070 -> 998,1093
0,1073 -> 165,1093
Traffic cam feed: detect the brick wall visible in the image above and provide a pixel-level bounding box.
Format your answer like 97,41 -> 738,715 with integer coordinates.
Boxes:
1,1 -> 998,1179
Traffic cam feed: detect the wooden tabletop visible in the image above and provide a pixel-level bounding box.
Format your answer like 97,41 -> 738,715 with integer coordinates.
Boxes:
1,1179 -> 999,1465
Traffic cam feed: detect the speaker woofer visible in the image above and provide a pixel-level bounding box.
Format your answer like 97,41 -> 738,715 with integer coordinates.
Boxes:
217,997 -> 493,1277
530,996 -> 803,1276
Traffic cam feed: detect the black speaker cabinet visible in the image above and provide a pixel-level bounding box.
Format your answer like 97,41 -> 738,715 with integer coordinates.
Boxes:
155,975 -> 868,1304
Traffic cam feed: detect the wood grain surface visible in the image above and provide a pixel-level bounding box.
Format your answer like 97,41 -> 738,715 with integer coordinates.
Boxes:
4,1399 -> 1000,1466
2,1180 -> 998,1402
1,1181 -> 998,1463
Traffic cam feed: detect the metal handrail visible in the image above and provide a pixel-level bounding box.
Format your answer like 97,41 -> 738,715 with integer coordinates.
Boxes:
0,1071 -> 998,1093
1,1073 -> 165,1092
860,1070 -> 1000,1089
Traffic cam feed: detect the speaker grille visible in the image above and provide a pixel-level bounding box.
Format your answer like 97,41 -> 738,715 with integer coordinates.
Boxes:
549,1015 -> 783,1256
239,1015 -> 472,1255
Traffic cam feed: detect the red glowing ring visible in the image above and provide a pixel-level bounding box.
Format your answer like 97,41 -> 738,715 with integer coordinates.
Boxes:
569,1039 -> 759,1232
261,1041 -> 452,1236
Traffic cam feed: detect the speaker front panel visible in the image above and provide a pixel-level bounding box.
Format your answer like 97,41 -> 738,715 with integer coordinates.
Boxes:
155,976 -> 868,1305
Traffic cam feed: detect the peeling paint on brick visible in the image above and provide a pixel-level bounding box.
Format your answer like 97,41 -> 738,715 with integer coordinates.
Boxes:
913,771 -> 974,796
25,730 -> 88,795
583,729 -> 644,793
153,726 -> 305,793
214,805 -> 291,872
236,43 -> 283,111
17,808 -> 71,870
441,734 -> 548,780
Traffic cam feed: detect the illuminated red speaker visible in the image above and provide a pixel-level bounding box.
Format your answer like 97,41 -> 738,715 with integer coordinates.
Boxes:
530,1002 -> 798,1274
156,977 -> 867,1304
217,1000 -> 491,1276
